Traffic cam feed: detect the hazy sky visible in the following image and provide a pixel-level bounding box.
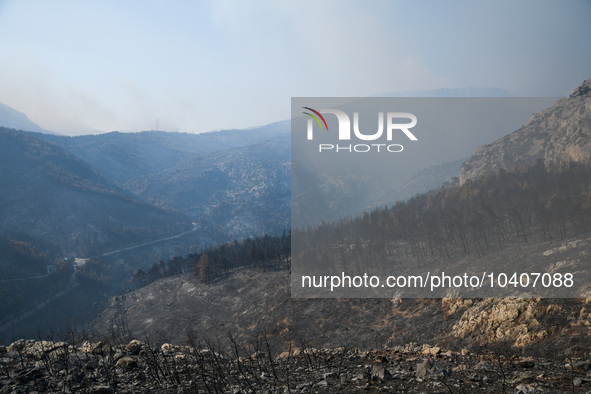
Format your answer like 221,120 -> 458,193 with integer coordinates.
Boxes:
0,0 -> 589,135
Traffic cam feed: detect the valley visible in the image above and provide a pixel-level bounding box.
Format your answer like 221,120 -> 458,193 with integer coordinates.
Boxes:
0,100 -> 475,342
0,79 -> 589,392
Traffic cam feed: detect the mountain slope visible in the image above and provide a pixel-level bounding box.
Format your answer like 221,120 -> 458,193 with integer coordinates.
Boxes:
128,133 -> 291,238
460,79 -> 591,183
0,128 -> 191,255
396,158 -> 464,201
39,121 -> 290,185
0,102 -> 52,134
92,265 -> 591,352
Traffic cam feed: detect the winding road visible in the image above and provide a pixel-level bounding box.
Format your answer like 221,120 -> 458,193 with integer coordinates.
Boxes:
101,222 -> 198,257
0,223 -> 199,335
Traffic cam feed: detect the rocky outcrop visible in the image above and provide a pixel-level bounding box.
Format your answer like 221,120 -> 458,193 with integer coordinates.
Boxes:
570,78 -> 591,98
460,79 -> 591,184
450,298 -> 547,346
442,297 -> 591,349
90,264 -> 591,359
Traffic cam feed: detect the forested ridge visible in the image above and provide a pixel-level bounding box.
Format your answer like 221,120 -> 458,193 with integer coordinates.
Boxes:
295,160 -> 591,273
130,159 -> 591,294
0,235 -> 60,280
130,232 -> 291,289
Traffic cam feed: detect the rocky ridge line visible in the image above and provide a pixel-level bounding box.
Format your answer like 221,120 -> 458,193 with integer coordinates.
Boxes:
460,79 -> 591,184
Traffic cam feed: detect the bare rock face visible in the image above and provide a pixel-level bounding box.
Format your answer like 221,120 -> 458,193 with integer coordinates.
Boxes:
460,79 -> 591,184
448,297 -> 591,348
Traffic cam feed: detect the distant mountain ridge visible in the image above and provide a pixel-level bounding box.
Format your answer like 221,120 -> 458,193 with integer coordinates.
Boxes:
460,79 -> 591,183
40,131 -> 204,185
0,103 -> 54,134
38,121 -> 292,240
38,121 -> 289,185
0,127 -> 192,256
